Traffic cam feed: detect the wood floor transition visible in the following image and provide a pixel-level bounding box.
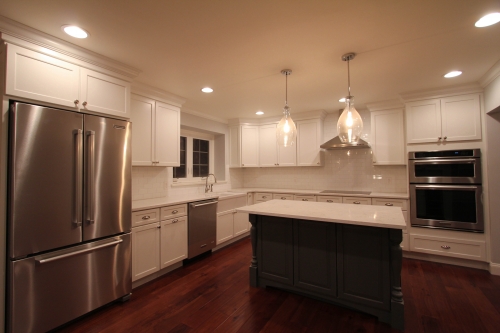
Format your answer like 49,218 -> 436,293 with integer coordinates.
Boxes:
56,237 -> 500,333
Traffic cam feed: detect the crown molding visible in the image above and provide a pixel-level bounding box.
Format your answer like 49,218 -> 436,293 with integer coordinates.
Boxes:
228,109 -> 327,126
479,58 -> 500,88
366,100 -> 404,112
0,15 -> 141,78
132,81 -> 186,107
399,83 -> 483,102
181,107 -> 228,124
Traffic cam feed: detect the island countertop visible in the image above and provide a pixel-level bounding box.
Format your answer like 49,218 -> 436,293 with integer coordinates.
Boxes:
237,199 -> 406,230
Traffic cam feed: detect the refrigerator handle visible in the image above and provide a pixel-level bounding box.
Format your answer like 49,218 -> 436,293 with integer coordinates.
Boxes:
86,130 -> 96,224
35,239 -> 123,264
74,129 -> 83,227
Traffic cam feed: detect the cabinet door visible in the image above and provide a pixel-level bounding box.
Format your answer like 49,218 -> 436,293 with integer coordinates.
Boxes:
132,223 -> 160,281
216,210 -> 234,244
131,95 -> 155,166
241,125 -> 259,167
259,124 -> 278,167
155,102 -> 180,166
406,99 -> 441,144
337,225 -> 390,310
441,94 -> 481,142
371,109 -> 405,165
229,125 -> 241,167
80,68 -> 130,118
233,211 -> 250,236
294,220 -> 336,297
258,216 -> 294,286
160,216 -> 188,269
6,44 -> 79,108
297,119 -> 322,166
278,144 -> 297,166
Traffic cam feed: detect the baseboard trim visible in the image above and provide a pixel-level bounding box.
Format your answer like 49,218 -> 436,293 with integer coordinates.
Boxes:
212,232 -> 250,252
132,261 -> 183,289
490,262 -> 500,276
403,251 -> 489,271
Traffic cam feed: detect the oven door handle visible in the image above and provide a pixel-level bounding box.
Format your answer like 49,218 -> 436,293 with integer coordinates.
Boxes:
413,159 -> 476,164
414,184 -> 480,190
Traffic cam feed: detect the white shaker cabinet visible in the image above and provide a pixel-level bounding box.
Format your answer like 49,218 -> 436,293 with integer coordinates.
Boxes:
216,210 -> 249,244
406,94 -> 481,144
131,94 -> 180,166
229,125 -> 259,167
259,123 -> 297,167
6,43 -> 131,119
160,216 -> 188,269
296,118 -> 322,166
132,222 -> 160,281
370,108 -> 405,165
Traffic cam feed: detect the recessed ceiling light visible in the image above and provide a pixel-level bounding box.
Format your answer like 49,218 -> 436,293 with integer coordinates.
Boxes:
61,25 -> 89,39
444,71 -> 462,78
475,13 -> 500,27
201,87 -> 213,93
339,97 -> 346,103
256,111 -> 264,115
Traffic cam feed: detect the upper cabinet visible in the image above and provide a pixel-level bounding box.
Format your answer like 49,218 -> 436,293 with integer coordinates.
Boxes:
370,108 -> 405,165
297,118 -> 322,166
229,125 -> 259,167
131,94 -> 180,167
405,94 -> 481,144
258,123 -> 296,167
5,43 -> 131,119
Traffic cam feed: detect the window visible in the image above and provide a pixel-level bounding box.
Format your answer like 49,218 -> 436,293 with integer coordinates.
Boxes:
173,130 -> 213,182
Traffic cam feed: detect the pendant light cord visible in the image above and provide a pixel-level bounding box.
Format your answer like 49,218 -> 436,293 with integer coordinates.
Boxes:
285,73 -> 288,106
347,59 -> 351,97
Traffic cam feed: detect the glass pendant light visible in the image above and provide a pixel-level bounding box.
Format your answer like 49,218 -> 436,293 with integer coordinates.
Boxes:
276,69 -> 297,147
337,53 -> 363,143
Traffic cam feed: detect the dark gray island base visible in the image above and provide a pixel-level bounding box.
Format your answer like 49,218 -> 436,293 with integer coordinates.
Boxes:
248,214 -> 404,331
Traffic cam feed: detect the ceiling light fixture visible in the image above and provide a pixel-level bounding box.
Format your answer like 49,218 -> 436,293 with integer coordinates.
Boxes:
201,87 -> 213,93
339,97 -> 346,103
475,13 -> 500,27
337,53 -> 363,144
444,71 -> 462,78
61,25 -> 89,39
276,69 -> 297,147
256,111 -> 264,115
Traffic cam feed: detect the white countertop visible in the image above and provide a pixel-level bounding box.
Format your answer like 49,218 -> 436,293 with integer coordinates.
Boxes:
229,187 -> 409,199
132,192 -> 246,211
237,199 -> 406,230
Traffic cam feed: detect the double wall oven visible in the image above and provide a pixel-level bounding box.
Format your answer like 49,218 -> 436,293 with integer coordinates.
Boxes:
409,149 -> 483,232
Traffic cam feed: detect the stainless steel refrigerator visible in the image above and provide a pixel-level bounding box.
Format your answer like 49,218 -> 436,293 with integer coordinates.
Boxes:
7,102 -> 132,333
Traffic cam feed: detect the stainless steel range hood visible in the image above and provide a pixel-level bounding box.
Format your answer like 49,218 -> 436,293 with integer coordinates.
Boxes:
320,136 -> 371,150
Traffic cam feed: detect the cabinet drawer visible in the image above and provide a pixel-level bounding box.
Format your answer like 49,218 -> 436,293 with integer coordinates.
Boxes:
294,195 -> 316,202
372,198 -> 407,210
161,204 -> 187,220
410,234 -> 486,261
317,196 -> 343,203
218,196 -> 247,213
132,208 -> 160,227
162,215 -> 187,226
254,193 -> 273,202
342,197 -> 372,205
273,193 -> 294,201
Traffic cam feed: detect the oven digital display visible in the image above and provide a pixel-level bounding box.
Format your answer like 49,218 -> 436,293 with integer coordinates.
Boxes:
414,163 -> 475,178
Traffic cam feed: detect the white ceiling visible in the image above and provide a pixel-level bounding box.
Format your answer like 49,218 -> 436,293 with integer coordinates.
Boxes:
1,0 -> 499,120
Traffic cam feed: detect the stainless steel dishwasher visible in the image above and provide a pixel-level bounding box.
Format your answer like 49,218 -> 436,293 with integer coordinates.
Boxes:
188,199 -> 218,258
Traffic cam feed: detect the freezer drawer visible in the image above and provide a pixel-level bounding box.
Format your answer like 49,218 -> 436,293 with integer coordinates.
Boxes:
8,233 -> 132,333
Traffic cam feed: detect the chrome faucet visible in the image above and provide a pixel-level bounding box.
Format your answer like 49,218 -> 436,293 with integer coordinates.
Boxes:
205,173 -> 217,193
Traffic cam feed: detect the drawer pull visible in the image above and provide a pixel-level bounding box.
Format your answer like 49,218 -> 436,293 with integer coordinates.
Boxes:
142,215 -> 150,220
302,199 -> 308,201
441,245 -> 451,250
172,219 -> 179,223
327,200 -> 333,203
385,203 -> 393,206
172,210 -> 178,214
262,196 -> 267,199
157,226 -> 161,229
353,201 -> 361,204
281,197 -> 286,200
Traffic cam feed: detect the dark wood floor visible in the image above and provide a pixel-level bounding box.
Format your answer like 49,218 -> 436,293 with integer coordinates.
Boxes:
57,237 -> 500,333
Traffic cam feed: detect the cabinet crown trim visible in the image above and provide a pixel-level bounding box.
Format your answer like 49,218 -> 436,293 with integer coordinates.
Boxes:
399,84 -> 482,102
132,82 -> 186,107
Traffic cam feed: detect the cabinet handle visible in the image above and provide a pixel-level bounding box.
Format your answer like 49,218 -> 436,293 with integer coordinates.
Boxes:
327,200 -> 333,203
142,215 -> 150,220
438,137 -> 442,140
444,136 -> 447,140
172,210 -> 178,214
385,203 -> 393,206
281,197 -> 286,200
441,245 -> 450,250
262,196 -> 267,199
242,164 -> 245,166
302,199 -> 308,201
317,162 -> 320,165
82,101 -> 88,107
277,163 -> 279,166
157,226 -> 161,229
172,219 -> 178,223
353,201 -> 361,204
74,99 -> 79,105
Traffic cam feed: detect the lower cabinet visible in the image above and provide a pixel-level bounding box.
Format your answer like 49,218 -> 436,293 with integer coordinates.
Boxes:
257,216 -> 392,311
132,222 -> 160,281
160,216 -> 188,269
216,210 -> 249,244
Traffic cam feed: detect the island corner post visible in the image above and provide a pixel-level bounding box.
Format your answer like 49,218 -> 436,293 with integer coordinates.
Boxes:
248,213 -> 405,331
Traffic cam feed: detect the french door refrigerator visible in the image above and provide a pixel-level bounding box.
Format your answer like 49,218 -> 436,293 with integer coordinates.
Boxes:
7,102 -> 132,333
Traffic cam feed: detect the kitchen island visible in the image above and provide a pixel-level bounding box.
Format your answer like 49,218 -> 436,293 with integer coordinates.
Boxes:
237,200 -> 406,330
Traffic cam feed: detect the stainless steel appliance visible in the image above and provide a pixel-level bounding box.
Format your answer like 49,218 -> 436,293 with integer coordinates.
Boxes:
188,199 -> 218,258
408,149 -> 483,232
7,102 -> 132,333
